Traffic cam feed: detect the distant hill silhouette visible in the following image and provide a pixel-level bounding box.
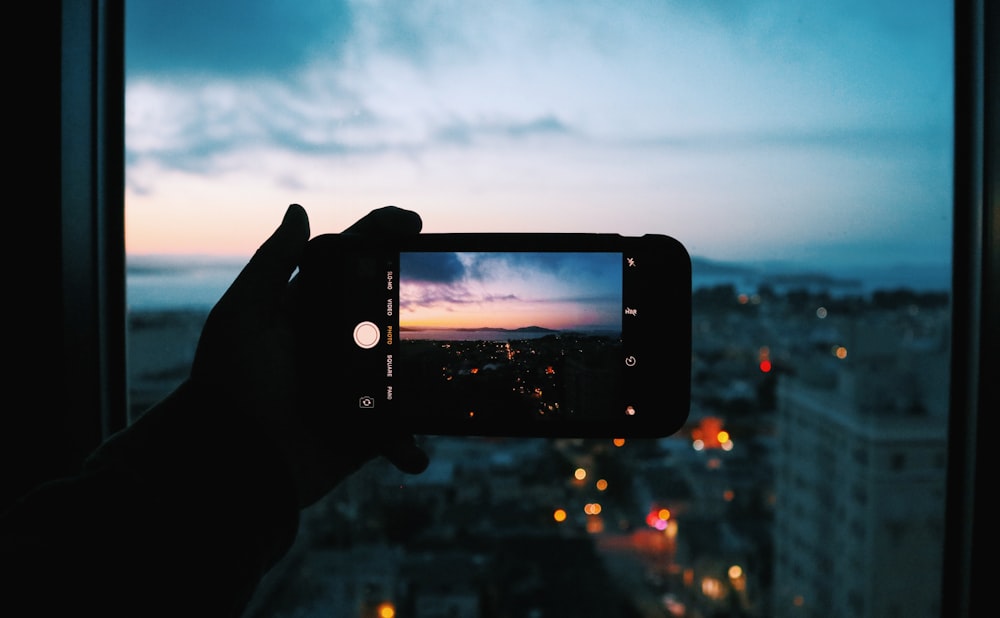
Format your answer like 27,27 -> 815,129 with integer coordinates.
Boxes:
399,325 -> 558,333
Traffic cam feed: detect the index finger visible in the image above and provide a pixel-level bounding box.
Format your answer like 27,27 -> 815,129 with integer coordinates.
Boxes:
216,203 -> 310,316
343,206 -> 422,237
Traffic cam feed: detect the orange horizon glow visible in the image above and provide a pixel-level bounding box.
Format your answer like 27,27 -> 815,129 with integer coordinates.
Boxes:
400,302 -> 613,332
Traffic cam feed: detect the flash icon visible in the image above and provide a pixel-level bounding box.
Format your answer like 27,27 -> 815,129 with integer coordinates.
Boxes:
626,257 -> 636,267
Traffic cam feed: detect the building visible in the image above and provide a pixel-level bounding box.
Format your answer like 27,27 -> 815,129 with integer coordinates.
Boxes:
772,314 -> 949,617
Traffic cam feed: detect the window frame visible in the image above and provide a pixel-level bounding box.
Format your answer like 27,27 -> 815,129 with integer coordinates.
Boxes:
12,0 -> 990,614
943,1 -> 994,614
2,0 -> 125,508
60,0 -> 128,442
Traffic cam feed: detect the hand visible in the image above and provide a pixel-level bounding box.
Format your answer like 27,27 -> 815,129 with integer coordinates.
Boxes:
191,204 -> 428,509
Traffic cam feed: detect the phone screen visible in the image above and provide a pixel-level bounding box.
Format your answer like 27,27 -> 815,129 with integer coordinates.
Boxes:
300,233 -> 690,438
397,251 -> 625,427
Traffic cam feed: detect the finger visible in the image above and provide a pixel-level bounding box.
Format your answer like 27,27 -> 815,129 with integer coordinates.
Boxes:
343,205 -> 422,237
219,204 -> 310,314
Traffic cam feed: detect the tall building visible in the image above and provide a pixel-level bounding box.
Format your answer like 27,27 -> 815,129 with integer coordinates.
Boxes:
772,312 -> 949,617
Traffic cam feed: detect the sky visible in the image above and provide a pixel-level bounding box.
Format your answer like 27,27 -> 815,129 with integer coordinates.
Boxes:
124,0 -> 954,276
399,251 -> 622,331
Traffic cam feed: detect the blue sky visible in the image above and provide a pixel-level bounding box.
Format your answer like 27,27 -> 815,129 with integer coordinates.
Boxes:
124,0 -> 954,276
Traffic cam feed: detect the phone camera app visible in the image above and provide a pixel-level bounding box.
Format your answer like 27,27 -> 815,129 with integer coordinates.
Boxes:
358,395 -> 376,409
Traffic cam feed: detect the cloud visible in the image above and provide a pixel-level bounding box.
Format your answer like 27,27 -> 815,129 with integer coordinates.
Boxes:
464,252 -> 619,284
126,0 -> 951,175
433,115 -> 571,146
126,0 -> 353,77
400,252 -> 466,284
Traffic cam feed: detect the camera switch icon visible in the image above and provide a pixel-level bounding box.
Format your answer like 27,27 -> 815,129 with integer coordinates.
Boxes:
358,395 -> 376,409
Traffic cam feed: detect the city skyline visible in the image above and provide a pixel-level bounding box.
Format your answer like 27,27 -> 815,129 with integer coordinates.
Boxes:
124,1 -> 954,276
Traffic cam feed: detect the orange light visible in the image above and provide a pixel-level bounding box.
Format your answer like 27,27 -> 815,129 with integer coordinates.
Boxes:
586,516 -> 604,533
596,479 -> 608,491
697,417 -> 724,448
658,508 -> 671,520
377,602 -> 396,618
717,430 -> 730,443
584,503 -> 602,515
835,346 -> 848,359
553,508 -> 568,522
613,438 -> 625,447
574,468 -> 587,481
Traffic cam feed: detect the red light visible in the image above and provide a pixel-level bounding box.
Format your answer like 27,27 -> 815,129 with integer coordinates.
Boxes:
759,360 -> 772,373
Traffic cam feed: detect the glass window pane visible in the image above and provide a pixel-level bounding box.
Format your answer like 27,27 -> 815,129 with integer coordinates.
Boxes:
125,2 -> 954,616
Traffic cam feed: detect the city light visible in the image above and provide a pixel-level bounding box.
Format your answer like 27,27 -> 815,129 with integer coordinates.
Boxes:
816,306 -> 828,319
586,516 -> 604,534
613,438 -> 625,447
574,468 -> 587,481
663,594 -> 686,616
759,346 -> 772,372
647,507 -> 671,530
701,576 -> 725,600
692,417 -> 730,449
596,479 -> 608,491
553,508 -> 568,523
729,565 -> 747,592
834,346 -> 848,359
377,602 -> 396,618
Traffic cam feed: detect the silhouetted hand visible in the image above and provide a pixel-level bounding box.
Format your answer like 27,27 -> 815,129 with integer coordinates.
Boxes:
191,204 -> 428,509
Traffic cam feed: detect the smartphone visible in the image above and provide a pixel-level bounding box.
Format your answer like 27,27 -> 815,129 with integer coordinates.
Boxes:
295,232 -> 691,438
